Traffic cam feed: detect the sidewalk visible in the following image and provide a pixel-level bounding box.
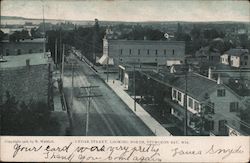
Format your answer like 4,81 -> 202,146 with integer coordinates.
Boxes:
75,52 -> 171,135
106,79 -> 172,136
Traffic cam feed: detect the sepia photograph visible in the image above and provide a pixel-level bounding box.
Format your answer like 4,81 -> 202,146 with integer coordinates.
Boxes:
0,0 -> 250,162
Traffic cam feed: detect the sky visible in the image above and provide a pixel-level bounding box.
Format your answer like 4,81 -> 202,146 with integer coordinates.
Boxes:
1,0 -> 250,22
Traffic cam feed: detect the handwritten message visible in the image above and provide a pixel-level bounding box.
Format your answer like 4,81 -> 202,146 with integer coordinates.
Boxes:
1,137 -> 249,162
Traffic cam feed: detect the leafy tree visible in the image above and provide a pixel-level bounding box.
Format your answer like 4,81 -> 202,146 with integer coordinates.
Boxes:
9,30 -> 30,42
0,30 -> 5,41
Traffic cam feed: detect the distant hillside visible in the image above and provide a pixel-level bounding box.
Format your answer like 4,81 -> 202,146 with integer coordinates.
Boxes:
1,15 -> 249,26
1,16 -> 26,20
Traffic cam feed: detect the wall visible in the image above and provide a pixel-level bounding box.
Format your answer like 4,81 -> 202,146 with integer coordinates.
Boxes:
1,42 -> 43,56
221,54 -> 229,65
209,84 -> 243,135
104,39 -> 185,65
230,56 -> 240,67
240,53 -> 250,68
0,64 -> 49,105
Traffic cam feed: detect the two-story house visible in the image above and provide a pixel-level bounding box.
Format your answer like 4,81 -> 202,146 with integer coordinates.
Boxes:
169,72 -> 246,135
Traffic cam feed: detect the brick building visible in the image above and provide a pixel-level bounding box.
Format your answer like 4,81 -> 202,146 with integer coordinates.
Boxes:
0,52 -> 52,107
98,38 -> 185,66
0,38 -> 45,56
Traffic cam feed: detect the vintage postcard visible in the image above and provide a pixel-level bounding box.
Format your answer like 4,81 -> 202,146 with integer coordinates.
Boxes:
0,0 -> 249,162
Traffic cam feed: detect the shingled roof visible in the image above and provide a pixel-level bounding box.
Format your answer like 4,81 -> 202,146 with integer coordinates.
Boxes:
170,72 -> 218,101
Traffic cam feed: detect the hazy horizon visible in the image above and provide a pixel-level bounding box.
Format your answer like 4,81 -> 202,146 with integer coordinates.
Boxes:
1,0 -> 250,22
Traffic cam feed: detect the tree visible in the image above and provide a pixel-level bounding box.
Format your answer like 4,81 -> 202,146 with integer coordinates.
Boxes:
0,30 -> 5,41
9,30 -> 30,42
0,91 -> 59,135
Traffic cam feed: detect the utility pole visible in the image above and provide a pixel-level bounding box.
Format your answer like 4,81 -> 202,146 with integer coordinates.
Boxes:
78,86 -> 102,136
184,71 -> 188,136
55,38 -> 58,68
70,61 -> 75,111
106,55 -> 109,82
42,4 -> 46,58
61,44 -> 65,81
133,65 -> 136,112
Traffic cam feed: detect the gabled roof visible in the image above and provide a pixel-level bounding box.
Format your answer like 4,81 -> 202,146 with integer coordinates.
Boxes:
170,72 -> 218,101
225,48 -> 249,56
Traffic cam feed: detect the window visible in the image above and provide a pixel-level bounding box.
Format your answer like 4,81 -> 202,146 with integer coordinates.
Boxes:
177,92 -> 182,101
208,102 -> 215,114
6,49 -> 9,56
164,49 -> 166,55
147,49 -> 150,55
29,49 -> 32,54
155,58 -> 157,61
120,58 -> 123,62
240,61 -> 243,65
230,102 -> 239,112
209,120 -> 214,130
120,49 -> 123,55
129,49 -> 132,55
194,101 -> 199,111
39,49 -> 43,52
244,55 -> 248,60
138,49 -> 140,55
245,62 -> 247,65
204,120 -> 214,131
173,90 -> 177,98
138,58 -> 140,62
17,49 -> 21,55
219,120 -> 227,134
172,49 -> 175,55
155,50 -> 158,55
217,89 -> 226,97
188,97 -> 193,108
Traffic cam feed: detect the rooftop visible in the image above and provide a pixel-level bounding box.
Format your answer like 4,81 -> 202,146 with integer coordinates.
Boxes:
171,72 -> 218,101
225,48 -> 249,56
142,69 -> 242,102
1,38 -> 45,43
105,38 -> 185,44
0,52 -> 49,68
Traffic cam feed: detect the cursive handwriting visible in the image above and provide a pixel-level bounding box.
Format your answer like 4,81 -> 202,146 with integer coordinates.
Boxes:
13,144 -> 42,158
206,144 -> 244,159
11,142 -> 245,162
105,144 -> 161,162
171,147 -> 202,157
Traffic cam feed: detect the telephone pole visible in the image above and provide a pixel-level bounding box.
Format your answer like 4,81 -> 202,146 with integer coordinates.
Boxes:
61,44 -> 65,81
184,71 -> 188,136
55,39 -> 58,68
133,65 -> 136,112
78,86 -> 102,136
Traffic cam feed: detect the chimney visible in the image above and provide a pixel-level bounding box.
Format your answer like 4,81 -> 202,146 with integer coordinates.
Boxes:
208,67 -> 212,79
26,59 -> 30,67
217,74 -> 222,84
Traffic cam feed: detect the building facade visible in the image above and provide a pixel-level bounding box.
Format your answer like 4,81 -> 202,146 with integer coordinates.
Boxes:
169,73 -> 246,135
221,48 -> 250,68
99,38 -> 185,66
0,38 -> 45,56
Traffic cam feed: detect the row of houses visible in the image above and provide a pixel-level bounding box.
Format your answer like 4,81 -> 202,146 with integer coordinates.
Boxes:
117,64 -> 250,136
